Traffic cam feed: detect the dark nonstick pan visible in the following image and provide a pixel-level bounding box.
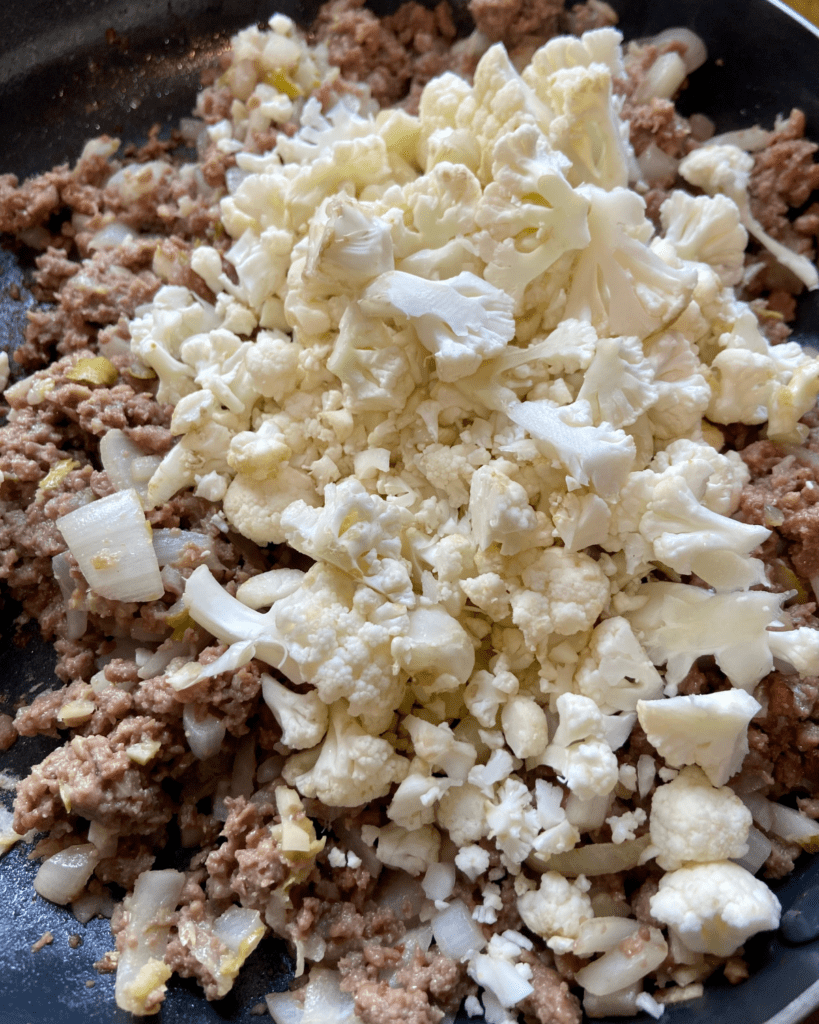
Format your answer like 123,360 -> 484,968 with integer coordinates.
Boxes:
2,1 -> 819,1022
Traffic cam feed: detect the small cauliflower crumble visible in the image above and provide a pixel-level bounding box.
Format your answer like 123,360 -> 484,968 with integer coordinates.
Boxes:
2,3 -> 819,1023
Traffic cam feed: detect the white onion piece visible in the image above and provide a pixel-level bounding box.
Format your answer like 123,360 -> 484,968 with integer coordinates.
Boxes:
743,793 -> 819,849
57,489 -> 164,603
51,552 -> 87,640
649,27 -> 707,73
535,835 -> 652,877
183,704 -> 227,760
236,568 -> 306,609
152,528 -> 215,567
469,953 -> 534,1008
266,990 -> 304,1024
431,899 -> 487,959
183,906 -> 265,999
225,166 -> 251,193
688,113 -> 715,141
575,927 -> 668,996
107,160 -> 171,202
88,221 -> 136,251
137,641 -> 188,680
584,984 -> 640,1018
99,429 -> 156,502
257,755 -> 285,785
634,51 -> 687,103
376,870 -> 428,921
733,826 -> 773,874
160,565 -> 184,595
566,792 -> 612,831
71,890 -> 116,924
34,843 -> 100,905
88,820 -> 118,858
168,638 -> 256,692
0,806 -> 22,856
422,861 -> 456,903
231,735 -> 257,799
333,820 -> 382,878
573,917 -> 641,956
637,143 -> 679,184
115,868 -> 185,1015
708,126 -> 772,152
637,755 -> 655,799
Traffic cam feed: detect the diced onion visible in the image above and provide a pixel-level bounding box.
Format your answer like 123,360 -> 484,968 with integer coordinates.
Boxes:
88,221 -> 136,251
566,792 -> 612,831
183,704 -> 227,760
573,917 -> 641,956
634,51 -> 687,103
708,126 -> 773,152
584,983 -> 640,1018
732,826 -> 773,874
266,989 -> 304,1024
575,927 -> 668,996
138,641 -> 189,680
99,429 -> 161,503
34,843 -> 100,905
469,953 -> 534,1009
56,489 -> 164,603
743,793 -> 819,850
431,899 -> 487,959
649,27 -> 707,73
422,861 -> 456,903
52,552 -> 87,640
534,835 -> 652,877
71,890 -> 116,924
152,528 -> 216,568
637,143 -> 679,184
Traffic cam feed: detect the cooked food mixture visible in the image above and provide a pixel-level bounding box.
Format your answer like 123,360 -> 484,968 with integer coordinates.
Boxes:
3,2 -> 819,1021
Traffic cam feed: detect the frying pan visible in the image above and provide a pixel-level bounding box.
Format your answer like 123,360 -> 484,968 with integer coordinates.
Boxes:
1,0 -> 819,1021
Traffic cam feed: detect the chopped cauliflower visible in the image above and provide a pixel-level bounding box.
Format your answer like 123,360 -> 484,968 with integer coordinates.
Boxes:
517,871 -> 594,953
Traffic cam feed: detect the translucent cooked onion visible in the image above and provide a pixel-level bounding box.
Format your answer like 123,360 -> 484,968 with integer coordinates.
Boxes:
634,51 -> 687,102
743,793 -> 819,850
534,835 -> 652,876
152,528 -> 218,568
34,843 -> 100,905
422,861 -> 456,903
733,826 -> 772,874
56,489 -> 164,603
649,27 -> 707,73
183,704 -> 227,760
51,552 -> 87,640
575,927 -> 668,996
99,428 -> 161,502
708,126 -> 773,152
637,143 -> 679,184
584,984 -> 641,1018
573,917 -> 641,956
268,968 -> 359,1024
71,890 -> 116,924
88,221 -> 136,251
137,641 -> 189,680
431,899 -> 487,959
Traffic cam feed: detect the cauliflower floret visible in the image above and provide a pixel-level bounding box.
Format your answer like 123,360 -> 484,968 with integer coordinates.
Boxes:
223,466 -> 318,546
404,715 -> 477,780
455,844 -> 491,882
636,689 -> 761,787
464,667 -> 520,727
273,562 -> 409,733
280,476 -> 414,604
485,776 -> 542,870
469,461 -> 538,555
543,693 -> 619,801
436,782 -> 490,846
659,191 -> 748,286
244,330 -> 303,402
512,547 -> 610,651
261,673 -> 329,750
517,871 -> 593,953
387,762 -> 458,831
501,695 -> 550,760
283,702 -> 409,807
649,861 -> 781,957
649,766 -> 752,870
574,617 -> 664,714
461,572 -> 513,620
361,270 -> 516,383
576,334 -> 658,429
374,823 -> 441,876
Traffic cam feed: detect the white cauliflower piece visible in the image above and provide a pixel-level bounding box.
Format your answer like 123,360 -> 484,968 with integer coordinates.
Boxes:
375,823 -> 441,876
484,777 -> 542,870
455,844 -> 491,882
574,617 -> 664,714
436,782 -> 491,846
404,715 -> 477,781
260,673 -> 329,750
512,547 -> 610,651
280,476 -> 414,604
387,763 -> 458,831
223,466 -> 319,546
626,582 -> 783,693
461,572 -> 513,620
517,871 -> 594,953
636,689 -> 761,787
576,334 -> 658,429
507,398 -> 636,499
361,270 -> 516,383
531,779 -> 580,858
543,693 -> 619,801
501,695 -> 550,760
464,668 -> 520,728
659,191 -> 748,286
393,605 -> 476,690
649,766 -> 752,870
469,461 -> 538,555
283,702 -> 409,807
273,562 -> 409,733
606,808 -> 646,844
649,861 -> 781,957
679,143 -> 818,290
244,330 -> 303,403
643,330 -> 711,441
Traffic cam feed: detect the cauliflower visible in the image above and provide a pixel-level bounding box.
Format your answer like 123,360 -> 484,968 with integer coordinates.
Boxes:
679,143 -> 819,290
649,766 -> 752,870
543,693 -> 619,801
222,466 -> 318,546
393,605 -> 476,690
517,870 -> 594,953
649,861 -> 781,957
464,667 -> 520,728
512,547 -> 610,649
272,562 -> 410,733
261,673 -> 329,750
283,702 -> 409,807
469,461 -> 539,555
387,764 -> 458,831
374,823 -> 441,876
280,476 -> 414,604
507,398 -> 636,499
576,333 -> 658,429
501,695 -> 550,760
404,715 -> 477,781
361,270 -> 516,382
436,782 -> 490,846
659,191 -> 748,286
573,617 -> 664,714
636,689 -> 761,787
485,776 -> 542,870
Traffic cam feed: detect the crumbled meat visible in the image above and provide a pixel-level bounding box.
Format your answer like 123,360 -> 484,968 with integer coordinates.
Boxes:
0,713 -> 17,751
519,951 -> 582,1024
351,980 -> 444,1024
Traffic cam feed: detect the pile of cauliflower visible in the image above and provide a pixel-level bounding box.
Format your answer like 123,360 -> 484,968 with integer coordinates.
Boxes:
85,14 -> 819,1019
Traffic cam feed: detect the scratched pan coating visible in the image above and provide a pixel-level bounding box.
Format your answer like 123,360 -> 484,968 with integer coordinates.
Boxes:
1,1 -> 819,1022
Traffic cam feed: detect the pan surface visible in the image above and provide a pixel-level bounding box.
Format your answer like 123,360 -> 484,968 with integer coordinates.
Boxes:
1,1 -> 819,1022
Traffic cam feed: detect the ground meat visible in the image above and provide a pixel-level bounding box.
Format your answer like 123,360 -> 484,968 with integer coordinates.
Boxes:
468,0 -> 563,46
750,109 -> 819,243
519,952 -> 582,1024
0,712 -> 17,750
352,980 -> 443,1024
393,949 -> 469,1012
